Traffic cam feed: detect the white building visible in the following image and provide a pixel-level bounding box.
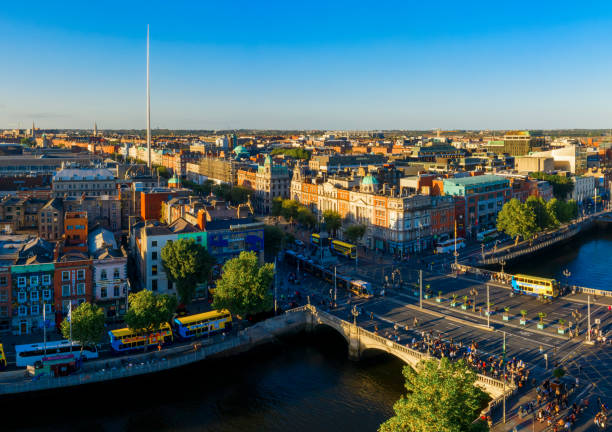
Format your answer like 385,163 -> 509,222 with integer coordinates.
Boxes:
52,167 -> 117,198
572,176 -> 596,203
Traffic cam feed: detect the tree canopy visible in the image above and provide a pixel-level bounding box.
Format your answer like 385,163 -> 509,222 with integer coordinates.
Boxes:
380,358 -> 489,432
161,238 -> 215,304
344,224 -> 367,244
60,302 -> 106,350
526,196 -> 555,230
531,172 -> 574,200
212,251 -> 274,317
270,147 -> 311,160
496,198 -> 538,242
297,206 -> 316,229
125,290 -> 177,334
322,210 -> 342,235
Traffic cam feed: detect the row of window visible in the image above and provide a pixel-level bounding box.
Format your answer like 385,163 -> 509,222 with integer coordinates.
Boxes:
17,275 -> 52,287
17,303 -> 52,316
17,289 -> 53,302
99,268 -> 122,280
100,286 -> 124,298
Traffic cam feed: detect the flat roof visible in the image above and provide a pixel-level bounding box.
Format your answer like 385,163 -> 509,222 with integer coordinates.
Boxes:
443,175 -> 508,186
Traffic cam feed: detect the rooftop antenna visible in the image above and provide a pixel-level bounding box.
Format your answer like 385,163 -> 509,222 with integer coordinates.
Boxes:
146,24 -> 151,169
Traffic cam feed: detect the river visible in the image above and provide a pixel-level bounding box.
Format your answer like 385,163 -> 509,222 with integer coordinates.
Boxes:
508,224 -> 612,291
7,328 -> 405,432
7,230 -> 610,432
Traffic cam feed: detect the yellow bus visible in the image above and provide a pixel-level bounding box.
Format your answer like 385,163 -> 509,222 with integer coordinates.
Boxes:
108,323 -> 173,353
331,240 -> 357,259
511,274 -> 559,299
0,343 -> 6,370
174,309 -> 232,339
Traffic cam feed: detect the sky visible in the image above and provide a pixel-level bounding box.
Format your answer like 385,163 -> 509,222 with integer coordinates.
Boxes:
1,1 -> 612,131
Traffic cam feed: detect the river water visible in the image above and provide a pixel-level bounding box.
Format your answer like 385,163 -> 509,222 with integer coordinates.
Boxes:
508,224 -> 612,291
7,230 -> 610,432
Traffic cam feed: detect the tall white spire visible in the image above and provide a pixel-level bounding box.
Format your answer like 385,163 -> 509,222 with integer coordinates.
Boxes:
146,24 -> 151,169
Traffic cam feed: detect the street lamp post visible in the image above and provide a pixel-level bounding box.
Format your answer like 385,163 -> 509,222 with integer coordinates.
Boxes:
563,269 -> 571,294
419,269 -> 423,309
500,259 -> 506,276
486,284 -> 490,329
351,305 -> 359,325
333,266 -> 337,307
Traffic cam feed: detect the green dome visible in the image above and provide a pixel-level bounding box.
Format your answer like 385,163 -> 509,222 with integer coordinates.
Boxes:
168,174 -> 179,184
361,174 -> 379,186
233,145 -> 248,155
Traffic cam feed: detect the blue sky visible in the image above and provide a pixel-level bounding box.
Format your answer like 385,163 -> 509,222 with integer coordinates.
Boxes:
1,1 -> 612,130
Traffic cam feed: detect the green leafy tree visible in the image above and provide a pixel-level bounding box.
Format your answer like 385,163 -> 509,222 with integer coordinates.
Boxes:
379,358 -> 489,432
545,198 -> 561,226
271,197 -> 283,216
297,206 -> 316,229
281,199 -> 300,222
229,186 -> 251,205
496,198 -> 538,243
531,172 -> 574,200
264,225 -> 285,259
212,251 -> 274,317
60,302 -> 105,352
125,291 -> 178,340
344,224 -> 367,244
270,147 -> 311,160
322,210 -> 342,236
161,238 -> 215,305
155,165 -> 171,179
526,196 -> 553,230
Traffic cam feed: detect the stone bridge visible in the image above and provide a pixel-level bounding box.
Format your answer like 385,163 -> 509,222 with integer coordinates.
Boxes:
293,305 -> 513,399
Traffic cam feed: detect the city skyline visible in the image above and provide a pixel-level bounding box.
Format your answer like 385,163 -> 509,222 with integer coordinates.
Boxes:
2,1 -> 612,130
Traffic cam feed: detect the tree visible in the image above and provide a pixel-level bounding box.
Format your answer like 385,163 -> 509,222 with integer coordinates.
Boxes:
161,238 -> 215,305
264,225 -> 285,259
125,290 -> 177,337
155,165 -> 171,179
496,199 -> 538,243
526,196 -> 553,230
271,197 -> 283,217
60,302 -> 105,352
297,206 -> 316,229
344,224 -> 367,244
212,251 -> 274,317
322,210 -> 342,236
380,358 -> 488,432
545,198 -> 562,226
229,186 -> 251,205
531,172 -> 574,200
281,199 -> 299,222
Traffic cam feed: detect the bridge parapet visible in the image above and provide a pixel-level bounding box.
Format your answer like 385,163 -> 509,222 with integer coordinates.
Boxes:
296,304 -> 512,398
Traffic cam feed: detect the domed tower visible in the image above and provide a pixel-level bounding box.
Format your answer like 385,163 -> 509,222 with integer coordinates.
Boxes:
360,174 -> 379,193
292,162 -> 305,182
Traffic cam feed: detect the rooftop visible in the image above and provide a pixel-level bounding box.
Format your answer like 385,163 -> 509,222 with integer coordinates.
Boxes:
53,167 -> 115,181
443,174 -> 508,186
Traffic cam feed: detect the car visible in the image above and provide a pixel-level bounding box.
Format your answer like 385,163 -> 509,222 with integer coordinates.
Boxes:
294,239 -> 305,247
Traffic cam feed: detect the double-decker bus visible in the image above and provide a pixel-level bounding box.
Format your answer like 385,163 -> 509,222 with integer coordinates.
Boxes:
174,309 -> 232,340
511,274 -> 559,299
311,233 -> 320,246
15,340 -> 98,367
330,240 -> 357,259
436,238 -> 465,254
347,280 -> 374,298
108,323 -> 173,353
0,343 -> 6,370
476,228 -> 499,243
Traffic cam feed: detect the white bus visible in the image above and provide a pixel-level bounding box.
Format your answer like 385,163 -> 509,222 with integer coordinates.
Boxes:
15,340 -> 98,367
436,238 -> 465,254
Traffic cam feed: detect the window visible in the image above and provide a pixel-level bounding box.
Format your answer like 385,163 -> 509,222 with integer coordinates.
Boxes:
151,265 -> 157,276
152,240 -> 158,247
113,268 -> 120,279
62,271 -> 70,281
151,251 -> 157,261
196,236 -> 202,243
30,275 -> 38,286
100,270 -> 107,280
18,276 -> 26,287
31,304 -> 40,315
101,287 -> 107,298
151,279 -> 158,291
62,285 -> 71,297
43,289 -> 52,301
77,269 -> 85,280
114,285 -> 120,297
0,289 -> 7,301
18,291 -> 27,302
0,276 -> 7,285
44,303 -> 52,314
76,283 -> 85,295
42,274 -> 51,285
63,301 -> 71,313
30,291 -> 39,301
19,306 -> 27,316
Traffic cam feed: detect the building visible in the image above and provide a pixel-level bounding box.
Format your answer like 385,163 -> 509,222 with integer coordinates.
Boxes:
530,145 -> 588,174
10,237 -> 55,335
38,198 -> 64,241
572,176 -> 596,203
0,196 -> 46,233
140,188 -> 191,221
53,250 -> 93,325
484,131 -> 546,156
291,167 -> 455,254
514,156 -> 555,173
63,211 -> 88,252
195,155 -> 244,184
309,154 -> 387,173
0,153 -> 102,176
52,167 -> 117,198
442,175 -> 511,238
89,227 -> 128,321
237,155 -> 291,213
